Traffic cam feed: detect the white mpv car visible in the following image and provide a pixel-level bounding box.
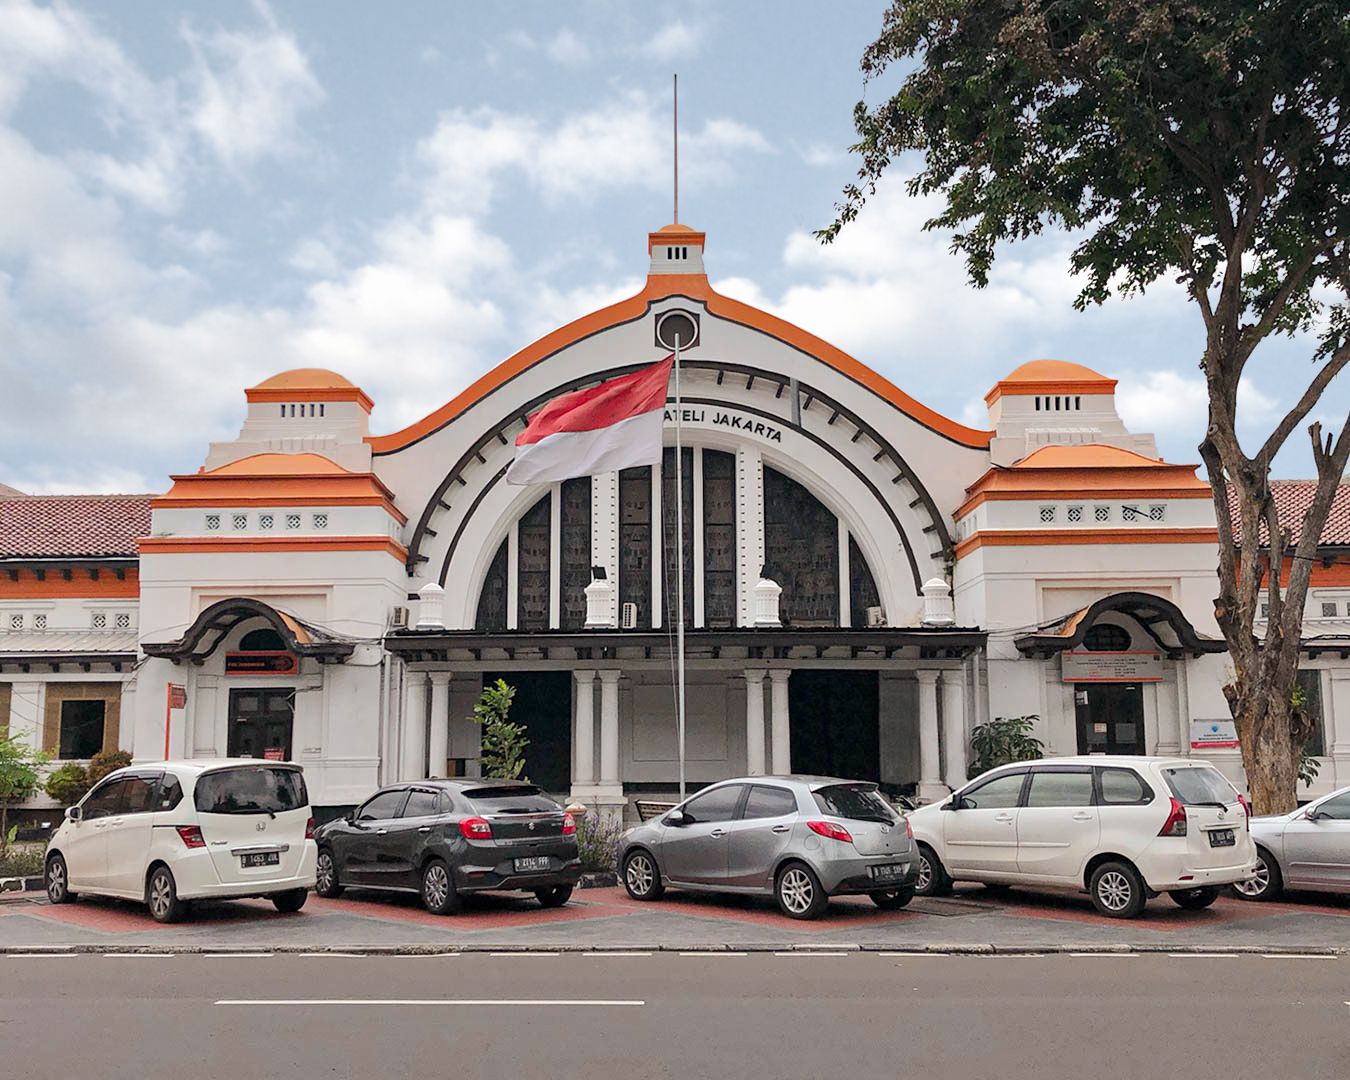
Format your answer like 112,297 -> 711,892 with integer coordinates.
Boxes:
908,756 -> 1257,918
44,760 -> 317,923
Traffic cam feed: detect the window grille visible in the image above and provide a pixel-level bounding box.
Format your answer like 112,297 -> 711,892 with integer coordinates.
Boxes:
205,514 -> 220,531
1067,506 -> 1083,523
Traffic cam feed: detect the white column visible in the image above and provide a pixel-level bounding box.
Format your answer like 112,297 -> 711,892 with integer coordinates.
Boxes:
506,520 -> 519,630
592,472 -> 619,627
401,669 -> 429,780
651,458 -> 663,628
549,482 -> 561,629
598,669 -> 621,788
917,670 -> 944,801
837,519 -> 851,628
744,670 -> 766,775
1154,673 -> 1181,754
427,672 -> 451,778
693,446 -> 706,627
769,669 -> 791,775
573,671 -> 596,787
940,668 -> 967,789
735,446 -> 764,626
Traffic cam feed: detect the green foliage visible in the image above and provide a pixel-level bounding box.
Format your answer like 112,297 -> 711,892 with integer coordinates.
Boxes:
0,843 -> 44,878
574,812 -> 623,873
1291,682 -> 1321,789
968,716 -> 1045,779
0,734 -> 50,854
471,679 -> 529,782
86,749 -> 132,787
44,763 -> 90,806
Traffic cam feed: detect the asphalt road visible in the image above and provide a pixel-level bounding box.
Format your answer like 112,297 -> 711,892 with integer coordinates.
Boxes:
3,953 -> 1347,1079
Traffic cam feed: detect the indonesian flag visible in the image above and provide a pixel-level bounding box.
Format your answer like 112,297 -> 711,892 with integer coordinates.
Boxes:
506,355 -> 674,485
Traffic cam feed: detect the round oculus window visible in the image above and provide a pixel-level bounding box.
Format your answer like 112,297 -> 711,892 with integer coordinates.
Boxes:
1083,624 -> 1132,652
655,310 -> 699,351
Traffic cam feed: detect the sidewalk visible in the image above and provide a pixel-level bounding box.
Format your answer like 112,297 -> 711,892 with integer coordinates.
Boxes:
4,884 -> 1350,952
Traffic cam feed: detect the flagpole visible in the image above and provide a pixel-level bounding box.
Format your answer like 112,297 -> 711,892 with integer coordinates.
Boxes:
673,337 -> 687,799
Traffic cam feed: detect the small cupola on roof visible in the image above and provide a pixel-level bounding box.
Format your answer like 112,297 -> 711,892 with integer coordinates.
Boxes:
648,222 -> 706,276
203,367 -> 375,473
985,359 -> 1158,466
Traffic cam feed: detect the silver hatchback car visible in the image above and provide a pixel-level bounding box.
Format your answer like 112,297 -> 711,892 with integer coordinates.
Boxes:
618,776 -> 917,919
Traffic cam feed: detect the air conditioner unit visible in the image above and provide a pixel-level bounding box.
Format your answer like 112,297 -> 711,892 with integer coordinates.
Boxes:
390,605 -> 409,628
865,606 -> 886,628
621,602 -> 639,629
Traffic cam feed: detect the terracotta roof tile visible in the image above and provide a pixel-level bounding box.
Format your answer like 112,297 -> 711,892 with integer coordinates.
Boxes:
1227,480 -> 1350,546
0,494 -> 154,559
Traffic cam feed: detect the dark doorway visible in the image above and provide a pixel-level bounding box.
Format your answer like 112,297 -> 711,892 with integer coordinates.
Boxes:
482,671 -> 572,794
789,670 -> 880,781
1075,683 -> 1146,755
227,688 -> 294,760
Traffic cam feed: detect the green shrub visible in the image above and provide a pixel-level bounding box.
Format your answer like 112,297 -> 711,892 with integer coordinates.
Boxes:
574,813 -> 623,873
44,763 -> 90,806
0,843 -> 45,878
86,749 -> 132,786
968,715 -> 1044,779
1,734 -> 50,856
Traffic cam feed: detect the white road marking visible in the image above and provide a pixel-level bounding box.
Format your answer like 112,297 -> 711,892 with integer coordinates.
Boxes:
1260,954 -> 1336,959
215,998 -> 645,1007
876,952 -> 932,957
1069,952 -> 1138,957
582,951 -> 653,957
678,951 -> 747,957
773,952 -> 847,957
299,952 -> 363,958
204,953 -> 274,958
4,953 -> 78,959
488,951 -> 559,958
1167,953 -> 1238,958
104,953 -> 173,958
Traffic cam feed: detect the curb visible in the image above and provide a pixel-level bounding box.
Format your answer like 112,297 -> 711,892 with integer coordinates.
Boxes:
2,942 -> 1346,956
0,878 -> 43,894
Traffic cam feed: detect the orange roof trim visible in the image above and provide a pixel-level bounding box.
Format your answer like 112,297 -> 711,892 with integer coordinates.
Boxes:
246,368 -> 373,412
954,527 -> 1220,558
368,269 -> 993,454
647,223 -> 707,252
985,359 -> 1118,406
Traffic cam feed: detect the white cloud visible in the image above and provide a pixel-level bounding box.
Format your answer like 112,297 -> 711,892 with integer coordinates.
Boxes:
1116,370 -> 1281,450
182,3 -> 325,171
642,20 -> 702,61
546,28 -> 591,66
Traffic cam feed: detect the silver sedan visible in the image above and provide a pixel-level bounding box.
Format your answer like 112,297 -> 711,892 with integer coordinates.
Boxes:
1232,785 -> 1350,901
617,775 -> 917,919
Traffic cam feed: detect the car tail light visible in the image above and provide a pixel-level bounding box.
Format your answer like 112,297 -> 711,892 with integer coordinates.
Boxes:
460,816 -> 492,840
175,824 -> 205,849
807,820 -> 853,843
1237,794 -> 1251,819
1158,797 -> 1188,837
562,812 -> 576,836
305,816 -> 316,840
904,817 -> 914,840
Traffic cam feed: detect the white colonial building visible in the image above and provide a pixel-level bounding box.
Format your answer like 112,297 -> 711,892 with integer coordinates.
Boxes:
3,221 -> 1348,817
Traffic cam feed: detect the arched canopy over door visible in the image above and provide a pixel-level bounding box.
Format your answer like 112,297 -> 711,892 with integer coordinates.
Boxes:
141,598 -> 356,664
1014,592 -> 1226,659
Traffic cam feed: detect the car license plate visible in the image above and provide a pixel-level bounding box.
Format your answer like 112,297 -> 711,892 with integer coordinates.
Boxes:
869,863 -> 906,881
1208,828 -> 1236,847
240,851 -> 280,868
514,856 -> 551,873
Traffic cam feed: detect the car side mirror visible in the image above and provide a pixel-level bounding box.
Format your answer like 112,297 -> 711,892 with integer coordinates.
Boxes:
344,809 -> 356,823
1306,808 -> 1326,822
665,809 -> 687,826
942,797 -> 961,811
65,806 -> 82,822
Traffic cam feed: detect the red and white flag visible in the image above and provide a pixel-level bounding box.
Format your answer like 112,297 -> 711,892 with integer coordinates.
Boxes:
506,355 -> 673,486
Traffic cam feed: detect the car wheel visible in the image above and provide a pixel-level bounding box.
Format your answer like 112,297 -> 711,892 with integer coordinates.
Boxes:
914,844 -> 953,898
1168,885 -> 1220,910
775,862 -> 829,920
869,887 -> 915,910
1231,848 -> 1283,902
146,865 -> 187,924
271,888 -> 308,913
1088,860 -> 1147,919
315,848 -> 343,898
534,885 -> 573,908
420,858 -> 460,915
45,854 -> 77,905
622,849 -> 665,901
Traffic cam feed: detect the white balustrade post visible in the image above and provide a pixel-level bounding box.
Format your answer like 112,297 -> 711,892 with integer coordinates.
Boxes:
940,669 -> 967,790
573,671 -> 596,788
427,672 -> 451,778
916,670 -> 944,802
769,669 -> 792,774
598,670 -> 621,788
416,582 -> 446,629
744,670 -> 766,775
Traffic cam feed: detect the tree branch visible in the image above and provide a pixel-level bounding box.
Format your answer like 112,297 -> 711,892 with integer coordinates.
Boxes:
1257,341 -> 1350,465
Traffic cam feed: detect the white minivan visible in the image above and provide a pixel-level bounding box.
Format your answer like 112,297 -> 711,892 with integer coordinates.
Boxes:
44,759 -> 317,923
908,756 -> 1257,918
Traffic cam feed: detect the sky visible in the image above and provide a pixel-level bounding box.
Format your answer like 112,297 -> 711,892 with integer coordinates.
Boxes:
0,0 -> 1343,495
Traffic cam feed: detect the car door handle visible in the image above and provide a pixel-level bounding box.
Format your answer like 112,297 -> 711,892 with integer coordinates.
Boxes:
376,828 -> 388,835
771,825 -> 791,834
1072,812 -> 1093,821
994,814 -> 1014,823
710,828 -> 726,838
417,826 -> 432,833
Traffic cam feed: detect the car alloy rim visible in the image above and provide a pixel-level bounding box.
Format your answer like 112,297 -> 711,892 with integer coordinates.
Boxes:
780,868 -> 813,914
317,853 -> 333,891
626,854 -> 654,895
47,861 -> 64,899
916,855 -> 932,892
1097,871 -> 1132,911
425,865 -> 449,908
1235,859 -> 1268,897
149,873 -> 171,918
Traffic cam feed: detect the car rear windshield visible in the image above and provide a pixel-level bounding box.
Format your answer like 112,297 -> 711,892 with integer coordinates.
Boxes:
461,785 -> 559,814
812,784 -> 898,823
1161,766 -> 1238,807
194,766 -> 308,815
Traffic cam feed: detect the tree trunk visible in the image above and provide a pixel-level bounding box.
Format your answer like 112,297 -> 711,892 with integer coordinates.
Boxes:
1233,687 -> 1300,816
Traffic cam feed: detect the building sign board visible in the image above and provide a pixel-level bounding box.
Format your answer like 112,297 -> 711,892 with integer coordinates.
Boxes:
225,651 -> 299,676
664,407 -> 784,443
1190,720 -> 1240,750
1061,650 -> 1163,683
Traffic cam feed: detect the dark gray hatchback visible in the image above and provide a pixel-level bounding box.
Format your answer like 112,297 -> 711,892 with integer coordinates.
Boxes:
313,779 -> 582,914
